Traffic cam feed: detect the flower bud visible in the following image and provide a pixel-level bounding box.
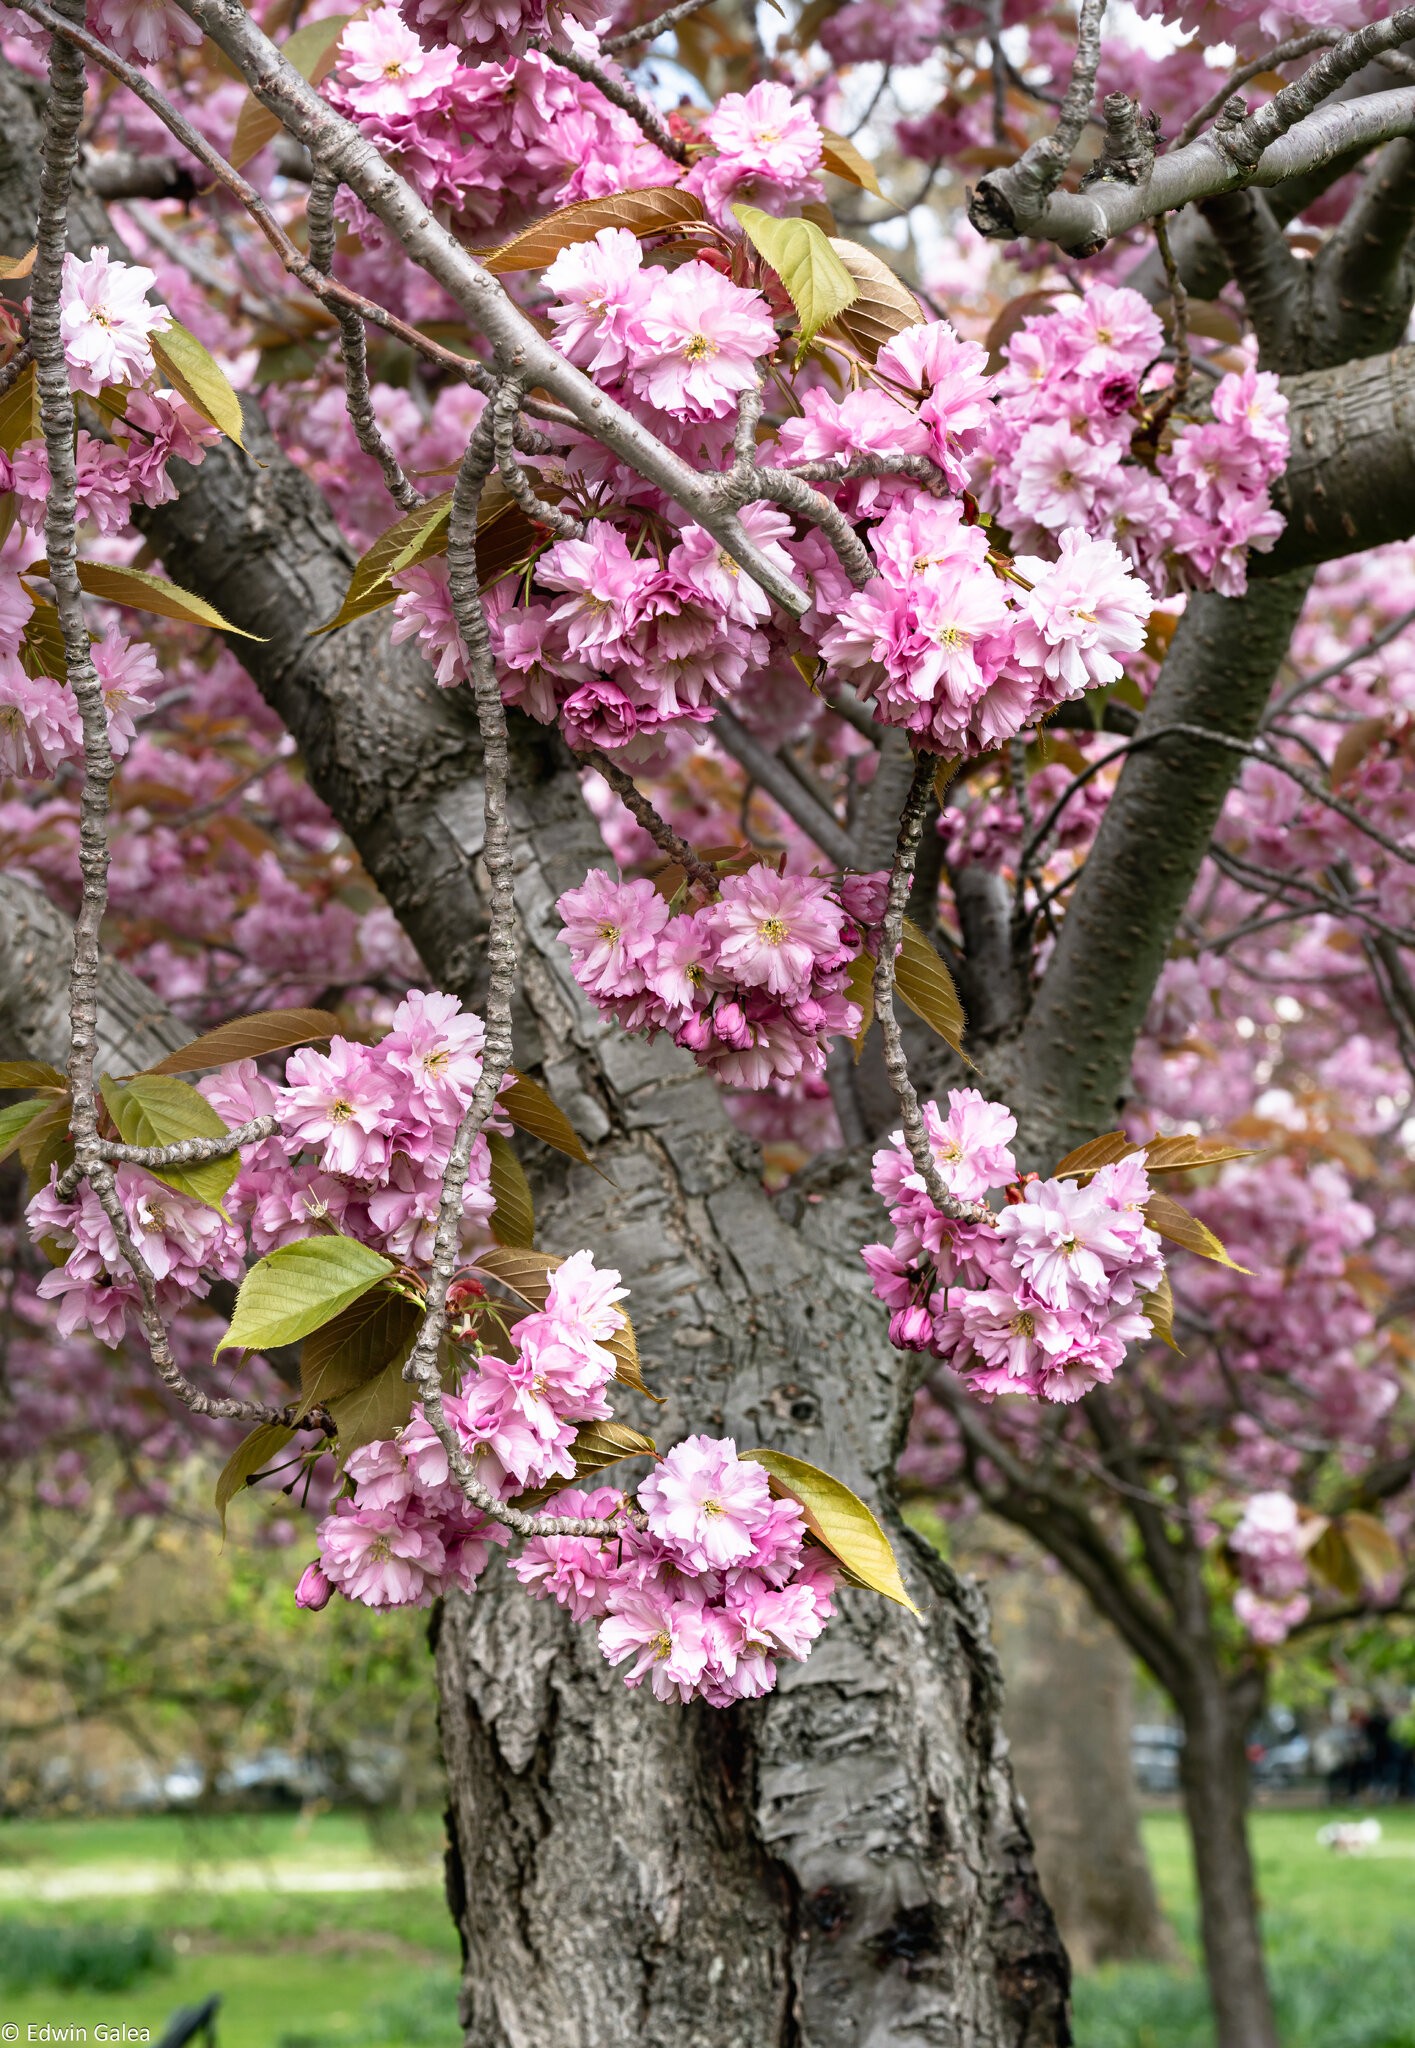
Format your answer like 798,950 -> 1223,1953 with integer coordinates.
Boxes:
294,1562 -> 333,1611
889,1304 -> 934,1351
677,1012 -> 713,1052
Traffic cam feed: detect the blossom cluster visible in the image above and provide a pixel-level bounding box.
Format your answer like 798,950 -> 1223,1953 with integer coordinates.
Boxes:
303,1393 -> 838,1704
863,1090 -> 1164,1405
1229,1491 -> 1313,1646
25,991 -> 504,1347
520,1440 -> 838,1705
983,286 -> 1290,599
325,11 -> 676,241
299,1246 -> 631,1608
556,864 -> 886,1086
0,246 -> 217,784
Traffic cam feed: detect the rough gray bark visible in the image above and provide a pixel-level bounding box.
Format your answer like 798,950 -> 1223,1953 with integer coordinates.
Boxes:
0,874 -> 187,1075
1262,342 -> 1415,573
137,413 -> 1069,2046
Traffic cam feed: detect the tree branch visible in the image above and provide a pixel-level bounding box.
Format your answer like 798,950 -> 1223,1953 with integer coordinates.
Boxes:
971,86 -> 1415,251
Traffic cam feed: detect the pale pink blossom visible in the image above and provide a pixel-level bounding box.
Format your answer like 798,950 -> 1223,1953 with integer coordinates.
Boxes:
59,247 -> 171,396
639,1434 -> 775,1572
628,263 -> 777,420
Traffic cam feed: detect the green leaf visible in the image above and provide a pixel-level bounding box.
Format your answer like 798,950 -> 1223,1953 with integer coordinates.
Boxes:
312,478 -> 545,634
732,204 -> 858,358
29,558 -> 264,640
230,15 -> 353,169
513,1418 -> 657,1508
312,492 -> 453,634
1053,1131 -> 1138,1179
1307,1520 -> 1359,1600
217,1237 -> 395,1356
215,1422 -> 297,1534
1142,1135 -> 1261,1174
137,1006 -> 340,1078
825,240 -> 922,362
0,360 -> 39,456
17,595 -> 69,681
150,320 -> 246,449
819,130 -> 884,198
1143,1270 -> 1180,1352
1144,1190 -> 1251,1273
0,1097 -> 47,1165
895,917 -> 967,1061
503,1070 -> 595,1169
100,1072 -> 239,1213
0,1060 -> 66,1091
298,1284 -> 424,1420
482,187 -> 705,274
742,1447 -> 919,1613
73,560 -> 265,640
17,1092 -> 73,1195
472,1244 -> 561,1310
1339,1510 -> 1403,1591
327,1356 -> 416,1460
488,1131 -> 535,1249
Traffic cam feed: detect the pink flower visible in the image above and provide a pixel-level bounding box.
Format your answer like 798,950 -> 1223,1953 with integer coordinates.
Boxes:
876,320 -> 994,489
0,565 -> 33,660
705,81 -> 822,182
556,869 -> 669,998
544,1247 -> 628,1343
538,526 -> 658,664
544,227 -> 654,378
294,1562 -> 333,1610
710,870 -> 845,1000
639,1433 -> 774,1571
92,633 -> 159,761
599,1584 -> 711,1703
1052,284 -> 1162,378
380,988 -> 486,1126
86,0 -> 201,64
512,1485 -> 627,1621
1011,532 -> 1151,697
59,247 -> 171,396
1012,422 -> 1123,531
0,659 -> 82,776
279,1039 -> 399,1177
628,263 -> 777,421
317,1503 -> 445,1608
997,1174 -> 1156,1310
338,7 -> 460,118
1234,1587 -> 1310,1646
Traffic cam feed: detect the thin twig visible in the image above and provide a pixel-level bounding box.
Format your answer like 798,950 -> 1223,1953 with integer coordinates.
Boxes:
308,167 -> 422,514
575,749 -> 721,891
537,44 -> 687,163
873,751 -> 990,1225
603,0 -> 716,51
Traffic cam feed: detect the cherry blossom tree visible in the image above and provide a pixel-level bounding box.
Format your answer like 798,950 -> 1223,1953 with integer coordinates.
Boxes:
0,0 -> 1414,2043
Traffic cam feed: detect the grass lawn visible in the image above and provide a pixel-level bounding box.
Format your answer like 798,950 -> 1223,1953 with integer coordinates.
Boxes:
1074,1807 -> 1415,2047
1,1807 -> 1412,2045
0,1812 -> 459,2048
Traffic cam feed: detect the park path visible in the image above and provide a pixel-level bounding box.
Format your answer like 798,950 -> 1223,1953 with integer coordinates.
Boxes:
0,1859 -> 440,1901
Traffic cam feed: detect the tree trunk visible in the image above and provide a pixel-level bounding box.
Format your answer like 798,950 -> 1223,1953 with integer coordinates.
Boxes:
128,417 -> 1071,2045
985,1552 -> 1173,1971
1176,1677 -> 1278,2048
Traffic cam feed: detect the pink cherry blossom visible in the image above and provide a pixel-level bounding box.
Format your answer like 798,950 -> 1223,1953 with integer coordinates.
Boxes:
628,263 -> 777,421
639,1433 -> 775,1571
59,247 -> 171,396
